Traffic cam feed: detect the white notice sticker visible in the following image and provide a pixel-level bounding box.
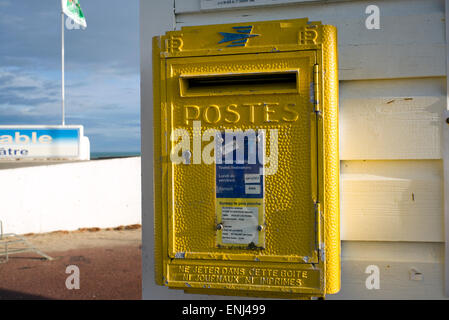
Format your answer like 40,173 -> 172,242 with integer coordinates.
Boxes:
221,206 -> 259,244
244,173 -> 260,184
245,184 -> 261,194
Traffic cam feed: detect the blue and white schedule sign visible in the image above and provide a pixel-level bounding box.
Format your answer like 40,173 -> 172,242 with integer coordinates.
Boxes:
0,126 -> 82,160
215,132 -> 265,248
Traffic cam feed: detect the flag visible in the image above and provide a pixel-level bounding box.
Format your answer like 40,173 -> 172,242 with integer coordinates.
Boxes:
62,0 -> 87,28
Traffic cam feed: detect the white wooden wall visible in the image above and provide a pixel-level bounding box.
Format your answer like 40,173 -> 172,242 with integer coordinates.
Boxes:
141,0 -> 449,299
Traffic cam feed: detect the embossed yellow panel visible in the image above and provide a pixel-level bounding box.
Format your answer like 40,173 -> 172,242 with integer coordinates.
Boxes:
153,18 -> 340,299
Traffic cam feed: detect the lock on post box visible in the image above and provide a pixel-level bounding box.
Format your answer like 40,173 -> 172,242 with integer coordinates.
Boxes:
153,18 -> 340,299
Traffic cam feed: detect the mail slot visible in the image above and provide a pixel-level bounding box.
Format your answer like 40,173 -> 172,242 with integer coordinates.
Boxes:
153,18 -> 340,299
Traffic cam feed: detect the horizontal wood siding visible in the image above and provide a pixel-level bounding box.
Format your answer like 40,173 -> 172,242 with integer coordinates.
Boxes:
328,241 -> 446,299
340,78 -> 445,160
173,0 -> 448,298
341,160 -> 443,242
175,0 -> 446,80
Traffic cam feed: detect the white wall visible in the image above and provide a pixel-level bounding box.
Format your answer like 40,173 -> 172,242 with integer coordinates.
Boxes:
0,157 -> 141,235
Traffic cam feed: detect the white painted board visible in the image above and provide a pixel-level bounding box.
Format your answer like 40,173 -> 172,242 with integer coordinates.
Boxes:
200,0 -> 318,10
443,110 -> 449,296
341,160 -> 443,242
328,241 -> 447,299
340,78 -> 445,160
176,0 -> 446,80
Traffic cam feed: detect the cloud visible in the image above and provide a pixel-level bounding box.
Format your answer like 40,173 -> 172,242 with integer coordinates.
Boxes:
0,1 -> 139,71
0,66 -> 140,151
0,68 -> 58,113
0,0 -> 140,152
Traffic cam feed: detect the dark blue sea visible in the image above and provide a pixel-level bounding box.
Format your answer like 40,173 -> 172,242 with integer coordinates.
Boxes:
90,152 -> 141,159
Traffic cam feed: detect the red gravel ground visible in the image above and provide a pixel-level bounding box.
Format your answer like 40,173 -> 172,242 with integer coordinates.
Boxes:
0,245 -> 141,300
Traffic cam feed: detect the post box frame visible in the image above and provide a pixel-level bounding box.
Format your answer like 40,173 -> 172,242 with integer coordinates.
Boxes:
152,18 -> 340,298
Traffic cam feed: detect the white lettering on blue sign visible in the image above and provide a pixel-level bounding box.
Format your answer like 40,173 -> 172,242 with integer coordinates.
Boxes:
0,132 -> 52,144
0,127 -> 81,160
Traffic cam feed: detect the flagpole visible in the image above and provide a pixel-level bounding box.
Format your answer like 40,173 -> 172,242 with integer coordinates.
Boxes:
61,11 -> 65,126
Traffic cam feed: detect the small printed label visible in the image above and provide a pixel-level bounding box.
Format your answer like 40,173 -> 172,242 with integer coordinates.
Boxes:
222,206 -> 259,244
245,184 -> 260,194
244,173 -> 260,184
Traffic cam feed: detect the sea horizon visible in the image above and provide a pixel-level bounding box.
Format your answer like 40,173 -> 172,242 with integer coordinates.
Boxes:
90,151 -> 141,159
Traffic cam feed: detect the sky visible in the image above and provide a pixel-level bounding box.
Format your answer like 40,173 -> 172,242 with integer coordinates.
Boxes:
0,0 -> 140,152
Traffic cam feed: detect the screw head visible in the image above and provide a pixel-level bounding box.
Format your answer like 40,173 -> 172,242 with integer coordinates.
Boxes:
182,150 -> 191,164
257,225 -> 264,231
216,223 -> 223,231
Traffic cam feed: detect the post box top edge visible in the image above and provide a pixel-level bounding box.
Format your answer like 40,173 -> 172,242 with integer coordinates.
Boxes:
153,18 -> 336,58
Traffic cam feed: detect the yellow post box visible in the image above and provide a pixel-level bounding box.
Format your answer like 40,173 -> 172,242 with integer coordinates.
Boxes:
153,18 -> 340,299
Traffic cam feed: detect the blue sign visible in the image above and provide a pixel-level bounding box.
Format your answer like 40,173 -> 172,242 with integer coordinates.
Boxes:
0,126 -> 82,160
216,134 -> 263,199
215,131 -> 265,247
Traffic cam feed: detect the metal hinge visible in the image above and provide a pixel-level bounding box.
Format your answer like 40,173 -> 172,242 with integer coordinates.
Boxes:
319,248 -> 325,262
313,64 -> 321,115
314,201 -> 323,254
